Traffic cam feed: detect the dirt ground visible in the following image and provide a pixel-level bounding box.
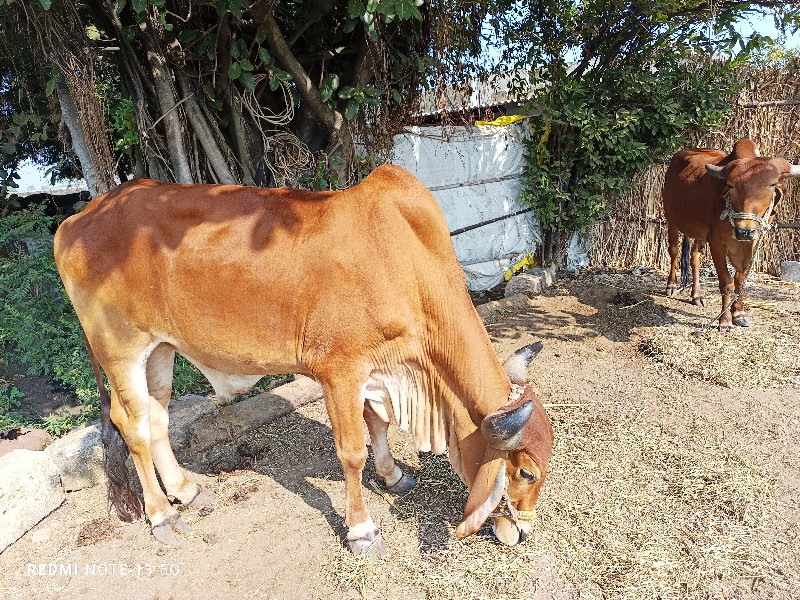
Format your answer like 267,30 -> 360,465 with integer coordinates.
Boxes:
1,270 -> 798,600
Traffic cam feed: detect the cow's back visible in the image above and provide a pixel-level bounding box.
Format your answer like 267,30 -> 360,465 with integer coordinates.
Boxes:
662,148 -> 728,239
54,165 -> 470,379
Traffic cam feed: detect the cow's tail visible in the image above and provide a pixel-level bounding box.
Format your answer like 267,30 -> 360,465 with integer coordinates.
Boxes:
85,335 -> 143,522
679,236 -> 691,289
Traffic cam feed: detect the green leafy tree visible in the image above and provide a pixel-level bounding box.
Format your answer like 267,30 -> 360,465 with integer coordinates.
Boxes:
0,20 -> 79,214
0,0 -> 493,197
483,0 -> 799,262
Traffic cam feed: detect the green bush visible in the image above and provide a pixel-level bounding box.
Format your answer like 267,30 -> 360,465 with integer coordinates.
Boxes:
0,206 -> 210,434
521,59 -> 730,238
0,207 -> 97,395
0,382 -> 26,432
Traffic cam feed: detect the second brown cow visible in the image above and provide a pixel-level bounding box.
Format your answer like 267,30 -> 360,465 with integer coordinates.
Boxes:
662,139 -> 799,332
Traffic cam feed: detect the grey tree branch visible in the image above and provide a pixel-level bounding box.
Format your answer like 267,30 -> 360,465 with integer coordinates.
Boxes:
56,79 -> 101,197
252,1 -> 343,138
174,70 -> 239,185
144,30 -> 194,183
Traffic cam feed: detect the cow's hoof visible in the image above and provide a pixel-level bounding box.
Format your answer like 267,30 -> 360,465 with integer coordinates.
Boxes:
186,486 -> 216,508
733,314 -> 752,327
385,472 -> 416,494
347,534 -> 387,560
691,297 -> 706,307
151,515 -> 191,545
718,323 -> 733,334
666,286 -> 679,298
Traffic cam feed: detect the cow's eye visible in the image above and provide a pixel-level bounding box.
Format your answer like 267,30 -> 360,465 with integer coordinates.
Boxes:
519,468 -> 538,482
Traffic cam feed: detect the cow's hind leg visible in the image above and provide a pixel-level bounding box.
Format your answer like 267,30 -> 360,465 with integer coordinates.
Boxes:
106,348 -> 190,545
146,344 -> 215,509
363,403 -> 416,494
323,377 -> 387,559
690,240 -> 706,307
666,223 -> 682,297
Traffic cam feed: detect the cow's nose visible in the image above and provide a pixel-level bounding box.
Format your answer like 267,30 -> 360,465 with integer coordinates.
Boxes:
734,226 -> 756,241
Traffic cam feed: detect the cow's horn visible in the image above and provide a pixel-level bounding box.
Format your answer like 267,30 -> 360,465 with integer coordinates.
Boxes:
706,164 -> 726,179
503,341 -> 543,384
481,400 -> 535,450
789,164 -> 800,177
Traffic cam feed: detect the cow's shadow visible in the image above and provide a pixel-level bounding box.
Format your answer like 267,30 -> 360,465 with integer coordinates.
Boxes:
476,271 -> 711,346
186,407 -> 467,552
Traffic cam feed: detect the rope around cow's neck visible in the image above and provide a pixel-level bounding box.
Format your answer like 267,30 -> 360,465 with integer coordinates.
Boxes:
707,187 -> 775,326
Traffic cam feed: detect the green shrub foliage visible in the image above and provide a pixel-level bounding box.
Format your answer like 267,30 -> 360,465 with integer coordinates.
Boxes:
0,206 -> 208,433
520,60 -> 730,240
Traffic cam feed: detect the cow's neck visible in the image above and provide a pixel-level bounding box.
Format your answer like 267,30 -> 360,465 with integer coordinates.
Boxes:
427,300 -> 513,485
363,297 -> 511,484
434,300 -> 512,420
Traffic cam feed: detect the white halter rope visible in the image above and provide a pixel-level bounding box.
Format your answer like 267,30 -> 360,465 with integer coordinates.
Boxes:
719,187 -> 776,232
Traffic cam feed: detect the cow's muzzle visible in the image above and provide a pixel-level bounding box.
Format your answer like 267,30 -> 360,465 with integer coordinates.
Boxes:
734,226 -> 757,241
492,515 -> 528,545
719,187 -> 774,241
490,496 -> 535,545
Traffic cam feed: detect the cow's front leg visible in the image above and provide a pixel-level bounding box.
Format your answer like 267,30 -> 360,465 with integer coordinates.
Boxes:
323,378 -> 387,559
710,248 -> 734,333
364,403 -> 416,494
731,270 -> 751,327
690,240 -> 706,306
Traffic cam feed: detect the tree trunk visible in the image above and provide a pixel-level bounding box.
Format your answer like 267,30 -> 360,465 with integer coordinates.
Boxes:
214,17 -> 255,186
254,2 -> 348,149
145,40 -> 194,184
226,89 -> 255,186
174,70 -> 238,185
131,146 -> 147,179
56,79 -> 102,197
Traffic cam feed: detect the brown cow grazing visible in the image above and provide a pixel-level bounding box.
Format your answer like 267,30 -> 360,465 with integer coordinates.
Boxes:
663,139 -> 800,332
54,165 -> 554,558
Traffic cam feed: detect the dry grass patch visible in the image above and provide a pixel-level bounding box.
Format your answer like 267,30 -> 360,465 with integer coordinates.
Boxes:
326,450 -> 559,600
639,323 -> 800,388
534,408 -> 789,599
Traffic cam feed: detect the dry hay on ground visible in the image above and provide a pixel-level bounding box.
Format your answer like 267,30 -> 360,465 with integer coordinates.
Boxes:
317,408 -> 792,599
640,323 -> 800,389
324,449 -> 558,600
533,409 -> 787,599
571,269 -> 800,389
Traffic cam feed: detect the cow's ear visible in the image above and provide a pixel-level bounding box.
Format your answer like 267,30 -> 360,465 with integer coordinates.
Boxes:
454,449 -> 506,538
773,187 -> 783,206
